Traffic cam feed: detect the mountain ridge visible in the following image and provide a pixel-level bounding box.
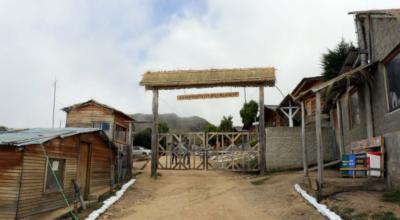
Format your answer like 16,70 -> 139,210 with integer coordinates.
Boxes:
131,113 -> 210,132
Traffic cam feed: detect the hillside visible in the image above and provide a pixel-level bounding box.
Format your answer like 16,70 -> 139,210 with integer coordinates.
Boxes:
131,113 -> 210,133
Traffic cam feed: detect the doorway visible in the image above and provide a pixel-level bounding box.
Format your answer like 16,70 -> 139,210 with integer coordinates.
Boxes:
77,142 -> 91,199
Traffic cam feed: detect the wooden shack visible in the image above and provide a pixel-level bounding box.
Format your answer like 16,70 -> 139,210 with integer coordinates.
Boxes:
62,99 -> 135,149
0,128 -> 116,219
292,76 -> 324,123
264,105 -> 287,127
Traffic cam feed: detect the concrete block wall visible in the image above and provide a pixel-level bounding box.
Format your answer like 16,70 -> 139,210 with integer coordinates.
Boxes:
265,125 -> 339,170
384,131 -> 400,187
369,17 -> 400,62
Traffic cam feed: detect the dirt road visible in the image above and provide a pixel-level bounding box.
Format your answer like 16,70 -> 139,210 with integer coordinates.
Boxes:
100,165 -> 322,220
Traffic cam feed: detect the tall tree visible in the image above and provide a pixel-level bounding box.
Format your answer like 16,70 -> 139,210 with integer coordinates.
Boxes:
218,116 -> 234,132
158,121 -> 169,133
239,100 -> 259,129
133,128 -> 152,149
204,123 -> 218,132
321,39 -> 355,81
133,122 -> 169,149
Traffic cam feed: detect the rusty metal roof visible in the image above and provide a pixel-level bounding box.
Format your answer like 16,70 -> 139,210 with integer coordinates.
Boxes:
0,128 -> 105,146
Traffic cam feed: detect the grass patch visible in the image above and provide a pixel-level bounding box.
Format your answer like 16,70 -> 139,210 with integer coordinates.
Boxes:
383,188 -> 400,204
371,212 -> 399,220
330,206 -> 368,220
330,206 -> 399,220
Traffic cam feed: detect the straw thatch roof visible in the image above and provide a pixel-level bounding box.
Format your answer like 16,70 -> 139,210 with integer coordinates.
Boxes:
140,67 -> 275,90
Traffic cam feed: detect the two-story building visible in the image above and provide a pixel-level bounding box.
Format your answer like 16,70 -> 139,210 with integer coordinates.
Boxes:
62,99 -> 135,183
62,99 -> 135,148
308,9 -> 400,187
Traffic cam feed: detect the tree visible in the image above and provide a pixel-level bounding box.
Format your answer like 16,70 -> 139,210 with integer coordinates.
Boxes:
133,122 -> 169,149
133,128 -> 152,149
158,121 -> 169,133
239,100 -> 259,129
204,123 -> 218,132
218,116 -> 234,132
321,39 -> 355,81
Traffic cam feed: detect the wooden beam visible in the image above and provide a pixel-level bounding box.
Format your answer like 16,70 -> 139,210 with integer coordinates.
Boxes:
151,89 -> 159,178
363,82 -> 374,138
126,122 -> 133,180
301,101 -> 308,177
259,86 -> 267,174
336,100 -> 344,157
315,92 -> 323,199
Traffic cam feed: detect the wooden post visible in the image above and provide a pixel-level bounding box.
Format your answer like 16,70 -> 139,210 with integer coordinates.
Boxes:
315,92 -> 323,199
259,86 -> 267,175
336,100 -> 344,157
363,82 -> 374,138
151,89 -> 159,178
126,122 -> 133,180
301,101 -> 308,177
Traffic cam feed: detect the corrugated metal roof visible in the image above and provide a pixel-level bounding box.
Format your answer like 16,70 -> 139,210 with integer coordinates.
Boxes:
0,128 -> 103,147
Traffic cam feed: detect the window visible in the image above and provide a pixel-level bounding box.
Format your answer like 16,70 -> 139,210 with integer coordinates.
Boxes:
114,125 -> 127,142
349,89 -> 361,128
385,51 -> 400,112
93,122 -> 111,132
45,158 -> 65,192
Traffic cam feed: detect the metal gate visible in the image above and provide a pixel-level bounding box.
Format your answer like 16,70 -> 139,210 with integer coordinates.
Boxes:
157,132 -> 259,171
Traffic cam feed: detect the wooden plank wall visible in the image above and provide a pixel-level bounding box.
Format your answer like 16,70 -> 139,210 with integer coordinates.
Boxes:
16,138 -> 78,219
0,147 -> 23,220
0,132 -> 113,219
113,113 -> 130,146
305,96 -> 325,122
80,133 -> 113,197
65,104 -> 114,128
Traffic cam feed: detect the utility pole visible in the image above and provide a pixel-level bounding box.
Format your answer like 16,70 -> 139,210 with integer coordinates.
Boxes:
52,79 -> 57,128
243,88 -> 247,103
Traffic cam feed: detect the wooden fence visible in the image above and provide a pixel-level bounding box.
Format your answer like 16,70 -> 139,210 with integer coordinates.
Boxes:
157,132 -> 259,171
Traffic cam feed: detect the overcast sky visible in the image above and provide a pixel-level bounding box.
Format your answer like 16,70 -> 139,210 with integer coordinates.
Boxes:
1,0 -> 399,128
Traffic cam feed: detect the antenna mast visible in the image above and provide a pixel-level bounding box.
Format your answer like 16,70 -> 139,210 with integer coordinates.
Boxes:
52,79 -> 57,128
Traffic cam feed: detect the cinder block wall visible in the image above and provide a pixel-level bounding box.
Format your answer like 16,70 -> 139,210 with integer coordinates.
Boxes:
265,125 -> 339,170
383,131 -> 400,187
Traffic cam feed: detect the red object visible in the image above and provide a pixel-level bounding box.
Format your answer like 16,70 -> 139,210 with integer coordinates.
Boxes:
368,152 -> 382,156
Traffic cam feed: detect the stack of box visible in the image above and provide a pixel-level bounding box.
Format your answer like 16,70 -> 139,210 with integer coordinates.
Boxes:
354,153 -> 367,177
341,154 -> 356,176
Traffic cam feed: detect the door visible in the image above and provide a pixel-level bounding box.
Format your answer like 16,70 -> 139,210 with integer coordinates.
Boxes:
77,142 -> 91,198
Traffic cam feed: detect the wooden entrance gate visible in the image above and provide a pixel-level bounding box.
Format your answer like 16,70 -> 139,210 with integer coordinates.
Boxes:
158,132 -> 259,171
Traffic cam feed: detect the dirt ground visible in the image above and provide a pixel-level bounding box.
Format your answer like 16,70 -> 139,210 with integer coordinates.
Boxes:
99,162 -> 323,220
323,191 -> 400,219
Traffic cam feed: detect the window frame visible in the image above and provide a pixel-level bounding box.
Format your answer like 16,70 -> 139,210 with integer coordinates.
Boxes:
114,123 -> 128,143
383,46 -> 400,113
43,158 -> 66,194
93,121 -> 111,133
